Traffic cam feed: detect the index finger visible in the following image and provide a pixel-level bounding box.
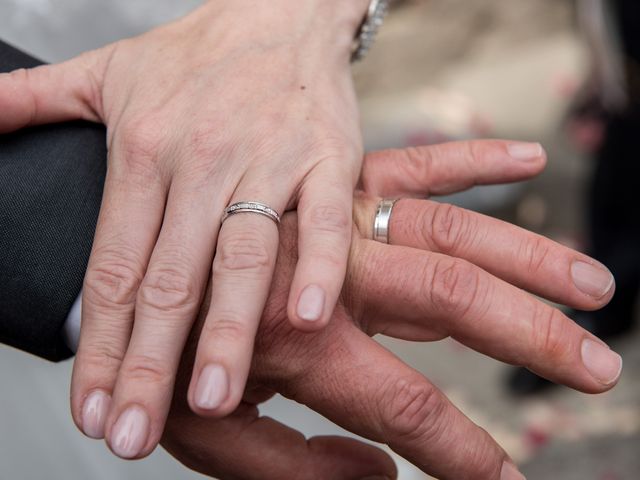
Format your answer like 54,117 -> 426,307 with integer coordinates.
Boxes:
360,140 -> 546,198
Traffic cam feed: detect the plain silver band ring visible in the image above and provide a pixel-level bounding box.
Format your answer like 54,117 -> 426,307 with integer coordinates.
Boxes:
222,202 -> 281,226
374,199 -> 397,244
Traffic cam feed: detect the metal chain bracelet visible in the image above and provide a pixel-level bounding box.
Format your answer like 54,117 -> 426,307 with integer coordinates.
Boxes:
351,0 -> 390,63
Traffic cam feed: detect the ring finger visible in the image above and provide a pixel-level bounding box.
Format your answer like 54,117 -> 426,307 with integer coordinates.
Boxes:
188,174 -> 288,418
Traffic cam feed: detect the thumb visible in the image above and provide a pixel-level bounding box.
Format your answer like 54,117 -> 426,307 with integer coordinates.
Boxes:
0,47 -> 108,133
163,411 -> 398,480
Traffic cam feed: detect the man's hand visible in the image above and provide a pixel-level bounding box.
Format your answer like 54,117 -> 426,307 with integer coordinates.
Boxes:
0,0 -> 375,457
161,140 -> 621,480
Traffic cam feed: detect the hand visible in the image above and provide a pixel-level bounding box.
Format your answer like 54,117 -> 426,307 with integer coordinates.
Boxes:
161,140 -> 621,480
0,0 -> 372,457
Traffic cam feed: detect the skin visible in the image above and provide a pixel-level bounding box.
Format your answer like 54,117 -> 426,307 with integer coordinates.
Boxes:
0,0 -> 373,458
162,141 -> 617,479
0,7 -> 620,474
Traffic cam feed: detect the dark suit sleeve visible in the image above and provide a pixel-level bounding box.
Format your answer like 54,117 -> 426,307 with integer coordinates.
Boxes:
0,41 -> 107,361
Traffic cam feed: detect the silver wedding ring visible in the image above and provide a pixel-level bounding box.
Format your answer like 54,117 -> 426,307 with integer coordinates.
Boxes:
373,199 -> 397,244
222,202 -> 281,226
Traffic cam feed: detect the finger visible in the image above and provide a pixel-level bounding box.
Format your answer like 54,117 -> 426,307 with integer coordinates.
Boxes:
103,175 -> 226,459
188,182 -> 285,418
354,241 -> 623,394
386,199 -> 615,310
163,405 -> 397,480
71,149 -> 167,440
285,324 -> 513,480
0,50 -> 106,132
360,140 -> 546,198
287,162 -> 354,330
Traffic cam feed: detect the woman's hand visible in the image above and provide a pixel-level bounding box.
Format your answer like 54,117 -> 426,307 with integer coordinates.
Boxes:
0,0 -> 370,458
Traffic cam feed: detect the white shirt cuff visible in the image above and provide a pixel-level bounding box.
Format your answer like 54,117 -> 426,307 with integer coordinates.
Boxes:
63,291 -> 82,353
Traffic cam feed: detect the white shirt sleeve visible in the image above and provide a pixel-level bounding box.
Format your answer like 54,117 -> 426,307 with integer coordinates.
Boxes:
63,292 -> 82,353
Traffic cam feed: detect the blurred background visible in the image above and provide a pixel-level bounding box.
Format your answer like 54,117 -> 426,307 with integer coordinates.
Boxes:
0,0 -> 638,478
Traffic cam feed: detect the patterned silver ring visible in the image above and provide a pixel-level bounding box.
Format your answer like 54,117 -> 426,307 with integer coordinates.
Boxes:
373,199 -> 397,244
222,202 -> 281,226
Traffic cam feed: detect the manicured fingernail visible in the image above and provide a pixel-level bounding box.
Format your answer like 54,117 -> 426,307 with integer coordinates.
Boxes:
110,406 -> 150,459
296,284 -> 326,322
507,142 -> 543,161
81,390 -> 110,439
195,364 -> 229,410
571,260 -> 614,298
581,338 -> 623,385
501,461 -> 526,480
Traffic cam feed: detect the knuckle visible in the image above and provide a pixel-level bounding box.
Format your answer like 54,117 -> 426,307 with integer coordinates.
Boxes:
380,377 -> 447,443
428,203 -> 474,253
138,268 -> 199,313
117,117 -> 165,172
465,139 -> 485,164
429,258 -> 481,317
215,231 -> 273,275
203,314 -> 251,344
119,354 -> 173,387
302,232 -> 350,270
76,342 -> 124,375
532,304 -> 570,361
311,248 -> 345,270
519,235 -> 552,275
187,119 -> 225,160
305,202 -> 351,235
84,253 -> 142,308
400,146 -> 433,181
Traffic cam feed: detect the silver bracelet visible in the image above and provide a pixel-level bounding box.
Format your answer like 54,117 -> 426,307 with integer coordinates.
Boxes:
351,0 -> 390,63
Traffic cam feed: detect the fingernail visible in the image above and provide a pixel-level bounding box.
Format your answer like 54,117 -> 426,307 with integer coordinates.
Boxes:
581,338 -> 623,385
571,260 -> 614,298
507,142 -> 543,161
360,476 -> 392,480
110,406 -> 150,459
81,390 -> 110,439
296,284 -> 325,322
501,461 -> 526,480
194,364 -> 229,410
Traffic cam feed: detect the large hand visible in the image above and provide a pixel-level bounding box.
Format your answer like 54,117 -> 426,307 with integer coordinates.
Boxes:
0,0 -> 373,457
161,140 -> 621,480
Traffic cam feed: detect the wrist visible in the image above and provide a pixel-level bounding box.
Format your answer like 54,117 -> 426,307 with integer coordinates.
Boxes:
197,0 -> 372,57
